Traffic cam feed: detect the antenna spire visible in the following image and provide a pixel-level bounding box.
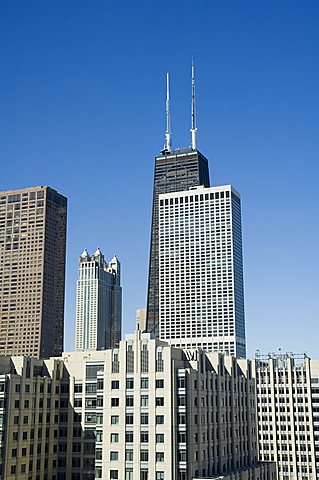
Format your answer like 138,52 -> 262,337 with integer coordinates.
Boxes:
190,59 -> 197,150
163,73 -> 172,153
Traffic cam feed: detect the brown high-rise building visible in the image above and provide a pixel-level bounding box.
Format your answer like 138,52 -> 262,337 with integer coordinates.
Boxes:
0,186 -> 67,358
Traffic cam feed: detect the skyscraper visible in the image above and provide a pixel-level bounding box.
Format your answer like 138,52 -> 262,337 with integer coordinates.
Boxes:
0,185 -> 67,358
159,185 -> 246,357
75,248 -> 121,351
146,71 -> 210,335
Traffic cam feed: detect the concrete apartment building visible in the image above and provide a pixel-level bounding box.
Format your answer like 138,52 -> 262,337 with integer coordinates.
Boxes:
0,356 -> 63,480
0,333 -> 275,480
253,353 -> 319,480
59,332 -> 273,480
159,185 -> 246,357
0,186 -> 67,358
75,248 -> 122,351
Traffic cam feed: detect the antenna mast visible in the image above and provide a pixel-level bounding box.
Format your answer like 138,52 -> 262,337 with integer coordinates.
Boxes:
190,60 -> 197,150
163,73 -> 172,153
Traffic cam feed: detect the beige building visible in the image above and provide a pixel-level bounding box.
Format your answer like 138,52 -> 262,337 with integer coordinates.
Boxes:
0,186 -> 67,358
136,308 -> 147,331
253,353 -> 319,480
59,331 -> 273,480
0,334 -> 277,480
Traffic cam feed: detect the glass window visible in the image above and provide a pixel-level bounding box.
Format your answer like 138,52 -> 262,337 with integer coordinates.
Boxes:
111,416 -> 119,425
156,397 -> 164,406
140,449 -> 149,461
141,413 -> 149,425
141,378 -> 149,389
156,434 -> 164,443
141,395 -> 149,407
156,452 -> 164,462
156,379 -> 164,388
125,468 -> 133,480
86,364 -> 104,380
110,451 -> 118,461
126,414 -> 134,425
156,472 -> 164,480
141,468 -> 148,480
110,433 -> 119,443
125,431 -> 134,443
111,380 -> 119,389
111,398 -> 119,407
126,378 -> 134,389
110,471 -> 118,479
141,431 -> 149,443
126,396 -> 134,407
125,449 -> 133,461
156,415 -> 164,425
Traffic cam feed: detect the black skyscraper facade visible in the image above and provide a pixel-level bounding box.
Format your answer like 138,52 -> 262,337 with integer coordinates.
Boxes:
146,147 -> 210,335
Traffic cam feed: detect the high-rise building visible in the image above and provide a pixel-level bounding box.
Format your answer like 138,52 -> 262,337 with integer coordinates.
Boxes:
146,148 -> 210,335
253,352 -> 319,480
0,186 -> 67,358
146,69 -> 211,336
159,185 -> 246,357
75,248 -> 121,351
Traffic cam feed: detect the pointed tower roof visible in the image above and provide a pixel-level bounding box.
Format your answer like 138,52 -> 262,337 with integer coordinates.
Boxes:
94,247 -> 102,257
80,248 -> 89,258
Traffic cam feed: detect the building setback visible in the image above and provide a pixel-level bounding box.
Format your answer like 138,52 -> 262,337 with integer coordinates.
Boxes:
146,148 -> 210,337
0,186 -> 67,358
75,248 -> 121,351
253,353 -> 319,480
159,185 -> 246,357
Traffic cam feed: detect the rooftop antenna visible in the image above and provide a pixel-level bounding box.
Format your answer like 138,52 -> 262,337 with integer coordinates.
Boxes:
190,59 -> 197,150
162,73 -> 172,154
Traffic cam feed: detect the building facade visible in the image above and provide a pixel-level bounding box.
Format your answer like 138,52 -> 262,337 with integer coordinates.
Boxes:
0,186 -> 67,358
0,334 -> 277,480
253,353 -> 319,480
158,185 -> 246,357
146,148 -> 210,336
75,248 -> 121,351
59,332 -> 272,480
0,356 -> 63,480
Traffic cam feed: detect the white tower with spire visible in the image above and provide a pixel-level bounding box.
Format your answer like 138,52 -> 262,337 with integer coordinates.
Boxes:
76,248 -> 122,351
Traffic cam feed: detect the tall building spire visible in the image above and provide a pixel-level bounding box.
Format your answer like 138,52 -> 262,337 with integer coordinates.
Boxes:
190,59 -> 197,150
163,73 -> 172,153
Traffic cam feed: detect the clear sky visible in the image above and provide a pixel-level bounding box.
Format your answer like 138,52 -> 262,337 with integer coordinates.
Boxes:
1,1 -> 318,358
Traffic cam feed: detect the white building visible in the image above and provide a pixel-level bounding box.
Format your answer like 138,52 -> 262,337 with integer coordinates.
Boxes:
75,248 -> 121,351
159,185 -> 246,357
253,353 -> 319,480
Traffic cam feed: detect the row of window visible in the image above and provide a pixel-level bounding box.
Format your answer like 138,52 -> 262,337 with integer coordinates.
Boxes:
109,424 -> 169,445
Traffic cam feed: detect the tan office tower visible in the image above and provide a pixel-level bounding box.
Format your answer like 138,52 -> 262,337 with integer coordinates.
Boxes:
0,186 -> 67,358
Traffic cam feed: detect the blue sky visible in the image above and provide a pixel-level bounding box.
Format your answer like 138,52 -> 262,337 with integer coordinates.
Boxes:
1,1 -> 318,357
